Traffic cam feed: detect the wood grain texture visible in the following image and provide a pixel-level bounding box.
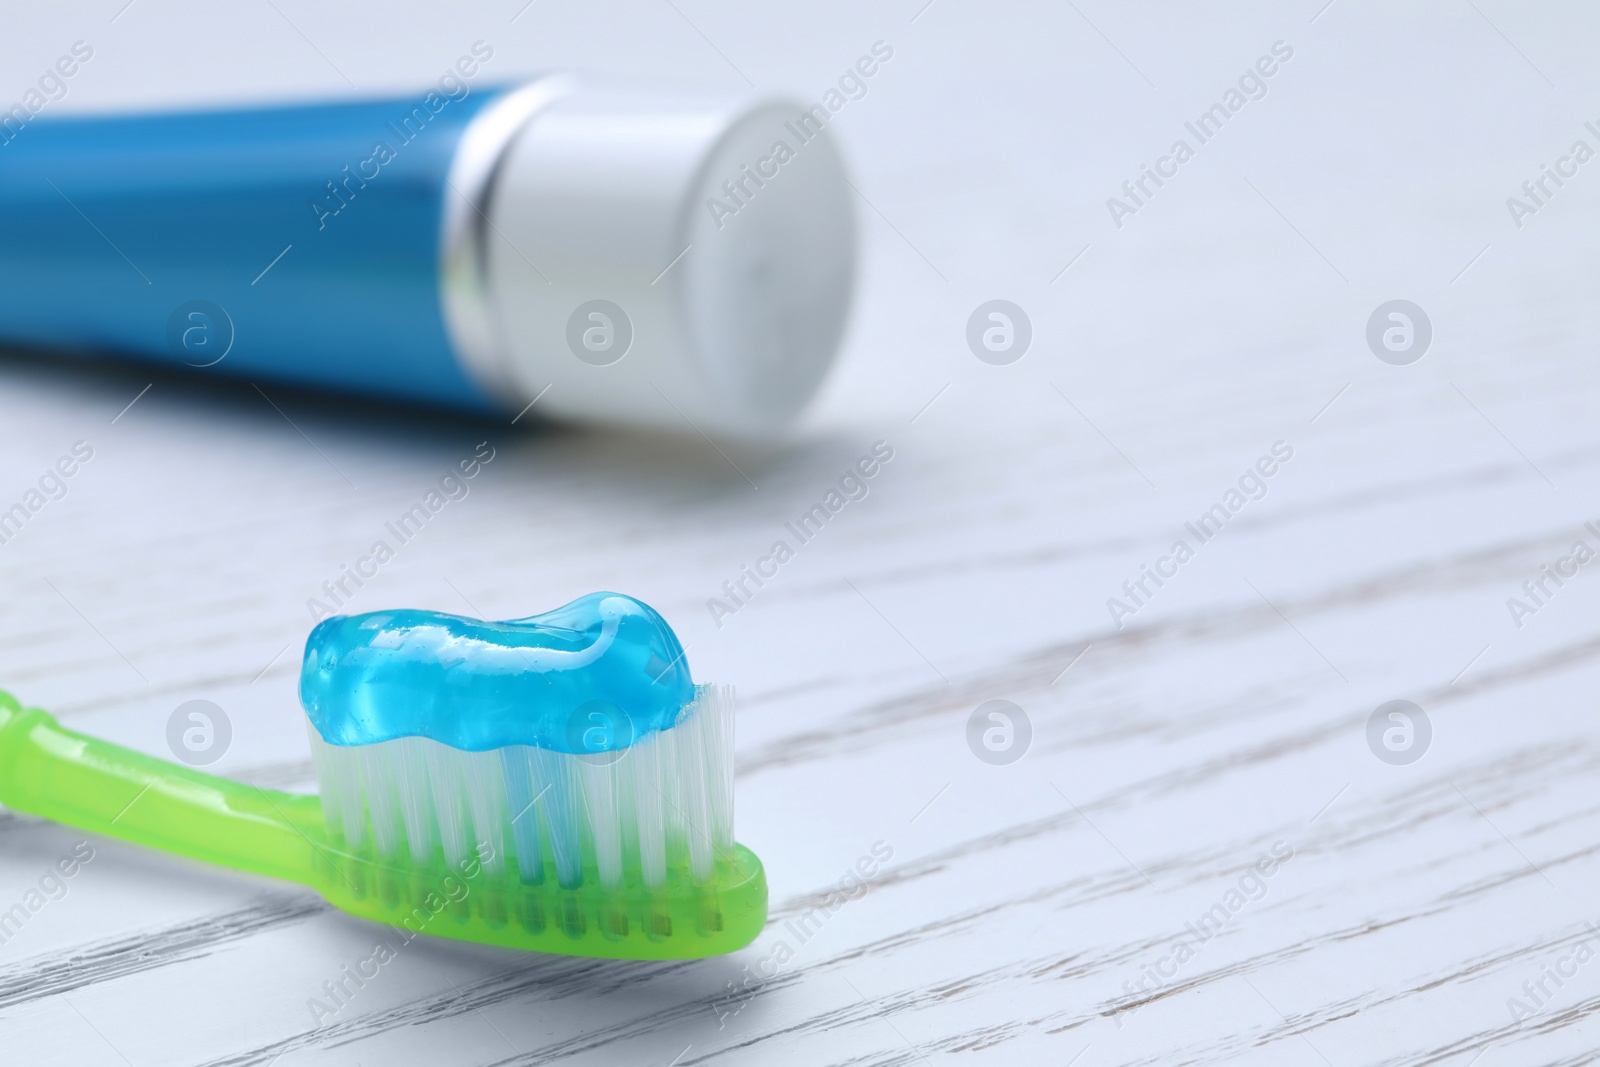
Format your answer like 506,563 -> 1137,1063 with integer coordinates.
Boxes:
4,1 -> 1600,1064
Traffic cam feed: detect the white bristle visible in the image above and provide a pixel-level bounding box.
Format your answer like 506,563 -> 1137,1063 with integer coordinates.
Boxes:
306,685 -> 737,898
307,722 -> 350,843
578,756 -> 624,888
308,727 -> 338,830
534,747 -> 585,889
425,742 -> 472,869
631,732 -> 668,888
500,745 -> 547,884
360,744 -> 404,860
675,707 -> 716,885
461,751 -> 508,879
395,738 -> 438,863
655,725 -> 686,848
698,685 -> 736,856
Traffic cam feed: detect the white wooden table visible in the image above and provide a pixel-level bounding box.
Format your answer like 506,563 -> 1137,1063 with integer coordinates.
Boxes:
5,2 -> 1600,1064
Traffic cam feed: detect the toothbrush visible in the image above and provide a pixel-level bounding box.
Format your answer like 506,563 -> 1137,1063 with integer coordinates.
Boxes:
0,592 -> 766,959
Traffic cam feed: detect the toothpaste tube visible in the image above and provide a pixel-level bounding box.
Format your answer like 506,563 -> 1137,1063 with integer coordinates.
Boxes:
0,68 -> 856,436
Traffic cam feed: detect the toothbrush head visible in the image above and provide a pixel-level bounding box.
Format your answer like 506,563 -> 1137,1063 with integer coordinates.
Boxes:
299,592 -> 765,958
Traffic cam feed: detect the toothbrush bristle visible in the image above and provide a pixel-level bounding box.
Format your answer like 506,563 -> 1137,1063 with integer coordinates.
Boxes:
306,684 -> 737,940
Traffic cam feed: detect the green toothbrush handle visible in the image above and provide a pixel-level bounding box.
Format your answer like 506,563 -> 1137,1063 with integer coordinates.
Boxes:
0,691 -> 324,886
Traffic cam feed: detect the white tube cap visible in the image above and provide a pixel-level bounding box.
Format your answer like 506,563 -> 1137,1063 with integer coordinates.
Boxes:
472,78 -> 856,438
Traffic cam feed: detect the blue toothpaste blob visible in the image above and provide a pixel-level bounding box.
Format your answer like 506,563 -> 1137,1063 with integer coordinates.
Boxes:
299,592 -> 693,753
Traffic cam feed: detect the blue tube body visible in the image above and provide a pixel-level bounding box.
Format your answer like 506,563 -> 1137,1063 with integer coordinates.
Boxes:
0,91 -> 504,410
